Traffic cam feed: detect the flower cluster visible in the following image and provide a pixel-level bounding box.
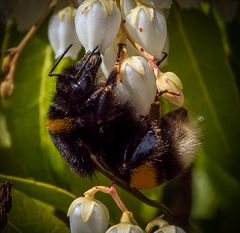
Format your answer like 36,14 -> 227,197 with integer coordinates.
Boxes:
67,185 -> 186,233
47,0 -> 184,116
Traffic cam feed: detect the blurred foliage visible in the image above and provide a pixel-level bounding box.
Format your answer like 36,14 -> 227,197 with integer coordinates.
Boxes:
0,1 -> 240,233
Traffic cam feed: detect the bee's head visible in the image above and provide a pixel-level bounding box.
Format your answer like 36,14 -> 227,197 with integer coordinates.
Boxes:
77,48 -> 102,79
52,46 -> 102,112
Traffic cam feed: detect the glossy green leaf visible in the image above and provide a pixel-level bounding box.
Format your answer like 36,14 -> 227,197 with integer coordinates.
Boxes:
1,28 -> 55,182
0,174 -> 76,213
0,24 -> 74,188
2,188 -> 70,233
165,6 -> 240,231
167,7 -> 240,178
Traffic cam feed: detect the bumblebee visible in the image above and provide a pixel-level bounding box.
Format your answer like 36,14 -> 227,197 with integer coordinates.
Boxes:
47,45 -> 200,211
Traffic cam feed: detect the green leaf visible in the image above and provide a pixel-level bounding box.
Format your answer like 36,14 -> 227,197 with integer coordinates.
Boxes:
0,24 -> 71,187
167,7 -> 240,177
2,188 -> 70,233
166,6 -> 240,231
0,27 -> 54,182
0,174 -> 76,213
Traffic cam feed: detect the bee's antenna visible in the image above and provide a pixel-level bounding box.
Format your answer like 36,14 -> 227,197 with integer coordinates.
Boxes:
156,52 -> 168,66
49,44 -> 73,77
75,45 -> 99,78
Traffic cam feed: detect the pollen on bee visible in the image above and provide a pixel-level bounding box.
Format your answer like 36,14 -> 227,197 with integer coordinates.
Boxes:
130,164 -> 158,189
47,117 -> 74,133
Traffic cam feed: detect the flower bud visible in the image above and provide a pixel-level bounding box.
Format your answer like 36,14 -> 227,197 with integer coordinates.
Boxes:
1,55 -> 12,74
125,5 -> 167,58
0,79 -> 14,99
156,72 -> 184,106
48,6 -> 82,59
145,216 -> 186,233
75,0 -> 121,53
106,211 -> 145,233
67,196 -> 109,233
117,56 -> 156,116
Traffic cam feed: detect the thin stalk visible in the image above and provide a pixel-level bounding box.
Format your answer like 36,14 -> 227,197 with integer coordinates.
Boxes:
3,0 -> 58,82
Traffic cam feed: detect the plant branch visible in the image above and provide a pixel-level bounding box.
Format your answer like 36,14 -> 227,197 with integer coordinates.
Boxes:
84,185 -> 128,213
2,0 -> 58,84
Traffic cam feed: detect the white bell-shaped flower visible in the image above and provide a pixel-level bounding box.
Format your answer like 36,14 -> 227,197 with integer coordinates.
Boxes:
125,5 -> 167,58
48,7 -> 82,59
117,56 -> 156,116
67,196 -> 109,233
106,211 -> 146,233
75,0 -> 121,53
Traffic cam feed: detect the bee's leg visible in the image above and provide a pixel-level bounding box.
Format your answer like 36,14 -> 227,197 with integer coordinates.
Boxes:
48,129 -> 96,177
86,44 -> 126,119
148,96 -> 161,127
148,88 -> 182,126
104,43 -> 126,87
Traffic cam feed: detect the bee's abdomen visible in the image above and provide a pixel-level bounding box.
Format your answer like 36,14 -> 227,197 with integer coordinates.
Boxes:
129,108 -> 200,189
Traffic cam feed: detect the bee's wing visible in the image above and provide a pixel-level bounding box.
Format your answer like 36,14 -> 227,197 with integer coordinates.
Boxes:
90,154 -> 171,215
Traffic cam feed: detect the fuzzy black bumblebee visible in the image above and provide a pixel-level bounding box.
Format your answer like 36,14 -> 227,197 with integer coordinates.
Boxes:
47,46 -> 200,209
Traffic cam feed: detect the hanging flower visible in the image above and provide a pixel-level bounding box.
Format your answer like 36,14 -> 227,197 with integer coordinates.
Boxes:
48,6 -> 82,59
125,4 -> 167,58
117,55 -> 157,116
75,0 -> 121,53
67,196 -> 109,233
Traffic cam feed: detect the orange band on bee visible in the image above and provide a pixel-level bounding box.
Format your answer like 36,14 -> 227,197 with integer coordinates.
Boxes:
47,118 -> 74,133
130,164 -> 158,189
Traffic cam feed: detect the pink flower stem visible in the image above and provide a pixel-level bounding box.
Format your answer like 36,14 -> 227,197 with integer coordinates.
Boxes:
134,43 -> 161,77
84,185 -> 128,213
2,0 -> 58,82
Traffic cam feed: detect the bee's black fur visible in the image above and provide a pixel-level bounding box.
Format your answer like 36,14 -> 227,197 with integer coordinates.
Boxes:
48,49 -> 200,190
